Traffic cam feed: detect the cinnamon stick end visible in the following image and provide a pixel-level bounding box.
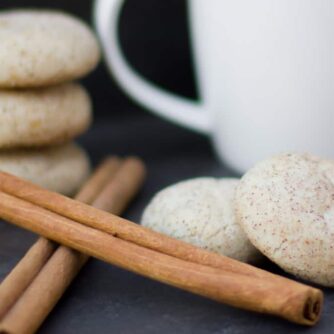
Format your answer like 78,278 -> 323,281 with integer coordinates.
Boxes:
302,291 -> 323,325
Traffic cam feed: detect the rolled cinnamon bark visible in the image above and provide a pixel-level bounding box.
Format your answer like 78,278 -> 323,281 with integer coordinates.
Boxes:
0,157 -> 145,334
0,186 -> 323,325
0,238 -> 56,319
0,157 -> 121,320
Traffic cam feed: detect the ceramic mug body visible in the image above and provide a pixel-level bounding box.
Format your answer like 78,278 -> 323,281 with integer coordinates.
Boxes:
95,0 -> 334,172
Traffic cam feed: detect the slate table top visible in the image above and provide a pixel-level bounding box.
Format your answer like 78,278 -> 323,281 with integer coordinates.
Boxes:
0,116 -> 333,334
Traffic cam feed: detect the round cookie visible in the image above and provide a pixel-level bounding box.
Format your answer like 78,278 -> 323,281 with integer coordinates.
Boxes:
0,10 -> 100,87
236,153 -> 334,287
141,177 -> 260,262
0,83 -> 92,148
0,143 -> 90,195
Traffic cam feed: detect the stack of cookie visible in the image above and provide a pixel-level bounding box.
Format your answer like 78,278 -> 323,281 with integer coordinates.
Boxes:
0,10 -> 100,195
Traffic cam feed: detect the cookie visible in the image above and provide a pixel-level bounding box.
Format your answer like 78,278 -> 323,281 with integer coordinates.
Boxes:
141,177 -> 260,262
0,10 -> 100,87
0,143 -> 90,195
0,83 -> 92,148
236,153 -> 334,286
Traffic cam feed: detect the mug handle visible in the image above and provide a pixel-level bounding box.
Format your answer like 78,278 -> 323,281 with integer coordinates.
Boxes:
94,0 -> 211,134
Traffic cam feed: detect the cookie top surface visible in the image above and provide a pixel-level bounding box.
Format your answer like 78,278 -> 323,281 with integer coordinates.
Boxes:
0,10 -> 100,87
0,143 -> 90,195
0,82 -> 92,148
236,153 -> 334,286
142,177 -> 260,262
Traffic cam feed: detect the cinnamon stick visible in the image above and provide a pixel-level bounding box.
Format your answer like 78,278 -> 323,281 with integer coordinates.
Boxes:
75,156 -> 122,203
0,157 -> 145,334
0,239 -> 56,319
0,185 -> 323,325
0,157 -> 121,320
0,166 -> 319,283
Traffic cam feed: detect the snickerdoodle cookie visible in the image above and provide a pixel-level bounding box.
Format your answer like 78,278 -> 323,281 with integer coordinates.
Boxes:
142,177 -> 260,263
0,10 -> 100,87
0,83 -> 92,148
236,153 -> 334,286
0,143 -> 90,195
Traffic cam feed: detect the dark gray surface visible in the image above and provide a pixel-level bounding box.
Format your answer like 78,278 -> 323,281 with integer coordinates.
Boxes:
0,117 -> 333,334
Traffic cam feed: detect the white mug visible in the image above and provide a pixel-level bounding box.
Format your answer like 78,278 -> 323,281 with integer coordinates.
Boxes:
95,0 -> 334,173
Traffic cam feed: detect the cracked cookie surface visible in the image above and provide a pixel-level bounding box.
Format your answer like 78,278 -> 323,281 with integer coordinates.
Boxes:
141,177 -> 260,263
236,153 -> 334,286
0,83 -> 92,148
0,10 -> 100,87
0,143 -> 90,195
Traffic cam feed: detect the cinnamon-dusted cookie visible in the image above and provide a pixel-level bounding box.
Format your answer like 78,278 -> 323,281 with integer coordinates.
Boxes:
0,143 -> 90,195
236,153 -> 334,287
0,83 -> 92,148
0,10 -> 100,87
141,177 -> 260,263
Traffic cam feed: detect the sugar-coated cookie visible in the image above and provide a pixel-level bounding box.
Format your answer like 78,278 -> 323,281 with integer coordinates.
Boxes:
0,143 -> 90,195
0,10 -> 100,87
236,153 -> 334,286
0,83 -> 92,148
141,177 -> 260,262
